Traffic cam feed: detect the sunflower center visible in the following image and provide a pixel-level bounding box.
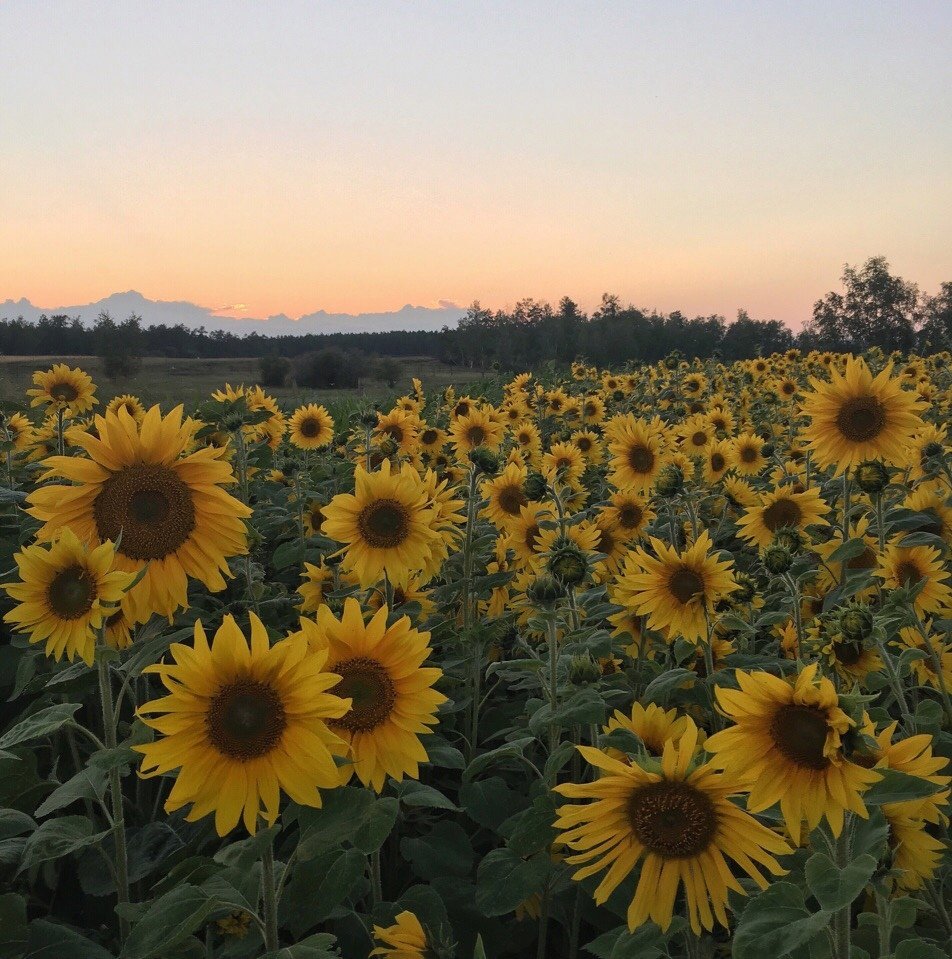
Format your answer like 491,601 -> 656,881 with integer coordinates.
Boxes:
207,680 -> 287,760
330,657 -> 396,732
50,382 -> 79,402
691,431 -> 707,447
524,523 -> 541,552
669,566 -> 704,605
710,452 -> 726,472
357,499 -> 411,549
835,396 -> 887,443
421,429 -> 438,445
300,417 -> 321,438
47,565 -> 96,619
455,402 -> 470,417
94,465 -> 197,561
617,504 -> 643,529
628,445 -> 654,473
597,528 -> 616,555
467,425 -> 487,445
584,402 -> 598,416
739,445 -> 758,463
769,704 -> 830,770
834,641 -> 864,667
627,781 -> 717,858
497,484 -> 527,516
847,546 -> 877,571
763,497 -> 803,532
577,437 -> 592,452
383,425 -> 404,443
896,561 -> 922,587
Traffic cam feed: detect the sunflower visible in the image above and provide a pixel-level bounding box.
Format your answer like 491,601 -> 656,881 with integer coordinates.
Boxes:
813,515 -> 879,594
1,412 -> 34,451
581,394 -> 606,424
105,394 -> 146,423
27,405 -> 252,623
570,429 -> 604,465
505,502 -> 555,569
449,407 -> 504,458
704,664 -> 881,843
614,531 -> 737,643
554,724 -> 791,935
27,363 -> 98,413
903,480 -> 952,546
607,607 -> 650,659
417,467 -> 466,583
903,422 -> 947,481
289,404 -> 335,449
702,439 -> 732,485
103,596 -> 136,651
590,514 -> 630,576
603,702 -> 694,758
3,529 -> 134,665
875,539 -> 952,615
730,433 -> 768,476
481,461 -> 528,528
736,485 -> 830,549
297,562 -> 334,614
366,575 -> 435,619
542,441 -> 586,487
297,599 -> 446,793
800,357 -> 926,474
135,614 -> 349,835
302,499 -> 326,538
321,460 -> 438,588
418,424 -> 447,455
370,911 -> 429,959
607,417 -> 668,491
678,414 -> 714,458
511,420 -> 542,465
818,630 -> 883,688
602,490 -> 654,542
373,408 -> 419,456
894,624 -> 952,692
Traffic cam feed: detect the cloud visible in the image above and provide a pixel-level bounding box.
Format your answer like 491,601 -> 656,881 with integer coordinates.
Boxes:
438,299 -> 460,310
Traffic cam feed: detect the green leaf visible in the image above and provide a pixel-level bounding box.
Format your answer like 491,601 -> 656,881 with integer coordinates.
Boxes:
462,737 -> 535,783
733,882 -> 831,959
296,787 -> 374,859
641,668 -> 694,704
34,765 -> 108,817
460,776 -> 528,831
0,893 -> 28,954
24,919 -> 114,959
475,847 -> 551,917
401,821 -> 474,881
805,852 -> 876,911
273,539 -> 305,570
121,884 -> 218,959
264,933 -> 340,959
394,780 -> 459,811
895,942 -> 947,959
501,792 -> 556,858
19,816 -> 109,872
310,848 -> 366,922
0,808 -> 36,841
0,703 -> 82,750
863,768 -> 944,805
584,923 -> 668,959
352,797 -> 398,855
473,935 -> 488,959
827,538 -> 870,564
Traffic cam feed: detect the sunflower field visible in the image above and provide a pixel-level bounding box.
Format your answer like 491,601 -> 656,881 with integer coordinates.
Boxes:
1,351 -> 951,959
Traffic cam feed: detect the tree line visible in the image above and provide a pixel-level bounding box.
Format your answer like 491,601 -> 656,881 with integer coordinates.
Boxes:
2,258 -> 949,370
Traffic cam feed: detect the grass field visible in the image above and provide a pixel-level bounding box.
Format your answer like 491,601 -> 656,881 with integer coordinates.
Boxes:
0,354 -> 489,415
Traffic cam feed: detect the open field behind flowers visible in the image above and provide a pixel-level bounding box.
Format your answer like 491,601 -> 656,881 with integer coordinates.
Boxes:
0,350 -> 951,959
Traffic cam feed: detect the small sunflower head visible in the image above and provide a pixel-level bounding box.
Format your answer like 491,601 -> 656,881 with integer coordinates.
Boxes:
655,464 -> 684,498
468,446 -> 499,476
838,603 -> 874,643
526,573 -> 567,607
524,471 -> 548,500
772,527 -> 805,554
360,409 -> 380,428
732,572 -> 759,604
762,543 -> 793,575
922,441 -> 944,462
547,541 -> 590,588
569,653 -> 603,686
854,460 -> 890,495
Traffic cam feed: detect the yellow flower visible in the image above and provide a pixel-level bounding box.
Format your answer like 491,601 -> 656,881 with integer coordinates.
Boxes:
135,614 -> 349,835
105,394 -> 146,423
27,363 -> 98,413
448,407 -> 504,458
607,416 -> 668,491
298,599 -> 446,793
875,539 -> 952,615
370,911 -> 428,958
3,529 -> 134,665
289,404 -> 334,449
736,484 -> 830,549
481,461 -> 529,529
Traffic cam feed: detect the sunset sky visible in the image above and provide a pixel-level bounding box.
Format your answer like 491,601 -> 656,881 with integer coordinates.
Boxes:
1,1 -> 949,328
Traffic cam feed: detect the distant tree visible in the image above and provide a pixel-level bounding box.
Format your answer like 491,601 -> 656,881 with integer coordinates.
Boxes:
809,257 -> 920,353
258,353 -> 291,387
295,348 -> 365,389
373,357 -> 402,388
918,282 -> 952,354
96,311 -> 143,379
721,310 -> 793,360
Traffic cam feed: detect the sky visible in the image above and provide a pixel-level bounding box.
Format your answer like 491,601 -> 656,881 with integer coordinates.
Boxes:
1,1 -> 949,329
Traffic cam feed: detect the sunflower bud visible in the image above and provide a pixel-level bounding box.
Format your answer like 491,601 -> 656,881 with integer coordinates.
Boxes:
359,409 -> 379,428
547,541 -> 590,588
526,573 -> 566,607
732,572 -> 759,604
772,527 -> 804,554
922,441 -> 944,462
377,437 -> 398,459
838,603 -> 874,643
762,543 -> 793,575
854,460 -> 889,495
569,653 -> 602,686
468,446 -> 499,476
223,412 -> 245,432
655,464 -> 684,499
524,471 -> 548,501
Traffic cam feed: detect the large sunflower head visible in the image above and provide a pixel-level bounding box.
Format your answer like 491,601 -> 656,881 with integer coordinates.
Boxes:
705,664 -> 881,843
27,363 -> 98,414
135,614 -> 349,835
603,489 -> 655,542
614,530 -> 737,643
374,408 -> 419,455
289,403 -> 335,449
730,433 -> 768,476
607,416 -> 668,491
736,484 -> 831,549
481,461 -> 528,529
448,407 -> 504,458
555,724 -> 791,935
321,459 -> 439,588
3,529 -> 135,665
541,441 -> 586,487
297,598 -> 446,793
27,405 -> 252,623
800,357 -> 927,474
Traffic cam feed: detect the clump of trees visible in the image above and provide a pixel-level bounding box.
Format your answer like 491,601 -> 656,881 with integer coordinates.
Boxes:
94,311 -> 143,380
295,348 -> 366,389
258,354 -> 291,387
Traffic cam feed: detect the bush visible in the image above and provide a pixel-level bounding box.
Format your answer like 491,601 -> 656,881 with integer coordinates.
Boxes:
373,357 -> 403,389
101,352 -> 142,380
258,354 -> 291,388
295,348 -> 365,389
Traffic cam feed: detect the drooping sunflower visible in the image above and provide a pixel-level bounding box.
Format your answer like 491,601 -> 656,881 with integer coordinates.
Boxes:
875,539 -> 952,615
3,529 -> 134,665
297,562 -> 334,614
105,394 -> 146,423
481,461 -> 528,529
554,724 -> 791,935
607,417 -> 668,491
27,405 -> 252,623
289,403 -> 335,449
614,530 -> 737,643
27,363 -> 98,413
448,407 -> 504,458
894,624 -> 952,692
736,484 -> 831,549
297,599 -> 446,793
704,664 -> 881,843
370,911 -> 429,959
903,480 -> 952,546
135,614 -> 349,835
504,501 -> 555,568
321,460 -> 439,588
800,356 -> 926,473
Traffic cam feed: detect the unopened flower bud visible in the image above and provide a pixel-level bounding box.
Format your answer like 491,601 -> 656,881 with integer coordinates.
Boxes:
854,460 -> 889,496
655,464 -> 684,499
762,543 -> 793,575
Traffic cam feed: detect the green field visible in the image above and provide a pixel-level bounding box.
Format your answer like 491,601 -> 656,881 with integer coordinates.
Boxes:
0,354 -> 489,416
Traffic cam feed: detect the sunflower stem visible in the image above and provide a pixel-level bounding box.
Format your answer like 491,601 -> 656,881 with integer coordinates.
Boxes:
96,651 -> 131,945
370,847 -> 384,909
545,616 -> 561,762
914,614 -> 952,726
874,638 -> 916,732
56,407 -> 65,456
832,817 -> 852,959
260,834 -> 279,952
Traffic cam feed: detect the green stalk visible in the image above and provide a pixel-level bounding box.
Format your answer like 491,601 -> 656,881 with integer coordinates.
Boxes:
832,818 -> 852,959
260,834 -> 279,952
545,617 -> 561,760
